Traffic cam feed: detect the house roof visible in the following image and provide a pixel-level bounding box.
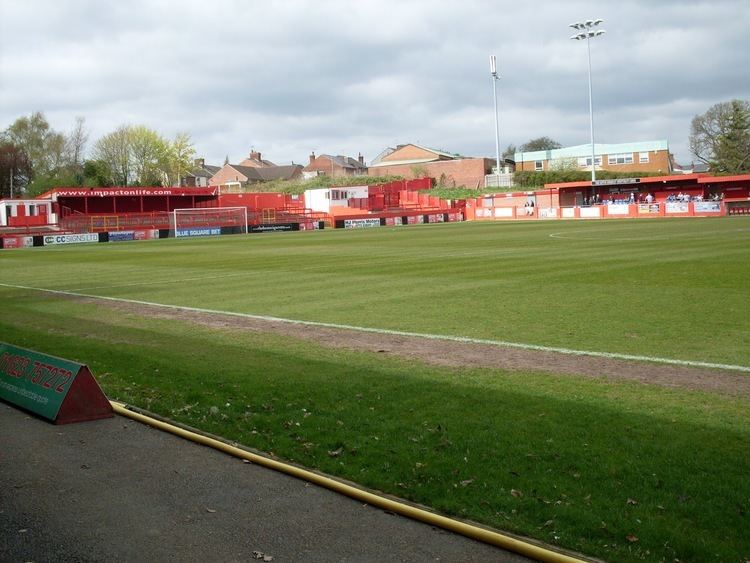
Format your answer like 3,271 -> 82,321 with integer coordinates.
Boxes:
515,140 -> 670,162
673,161 -> 710,173
227,164 -> 302,182
369,143 -> 463,168
252,164 -> 303,181
410,144 -> 462,159
333,155 -> 367,170
239,156 -> 276,167
189,165 -> 221,179
369,157 -> 440,168
304,154 -> 367,172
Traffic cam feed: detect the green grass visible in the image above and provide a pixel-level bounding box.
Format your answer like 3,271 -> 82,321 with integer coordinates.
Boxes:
1,218 -> 749,366
1,217 -> 750,561
1,296 -> 748,562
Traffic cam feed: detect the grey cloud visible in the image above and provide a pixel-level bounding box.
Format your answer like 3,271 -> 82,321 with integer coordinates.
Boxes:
1,0 -> 748,167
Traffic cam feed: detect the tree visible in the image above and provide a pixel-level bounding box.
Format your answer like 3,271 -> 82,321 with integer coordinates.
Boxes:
164,132 -> 195,186
129,125 -> 168,186
66,116 -> 89,169
690,99 -> 750,174
82,160 -> 112,187
92,126 -> 132,185
0,142 -> 32,197
502,143 -> 517,160
4,111 -> 66,177
520,137 -> 563,152
2,111 -> 93,194
92,125 -> 173,186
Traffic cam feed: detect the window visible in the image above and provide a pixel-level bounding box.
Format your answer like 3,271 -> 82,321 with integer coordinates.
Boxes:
639,152 -> 650,163
578,156 -> 602,167
608,153 -> 634,165
534,160 -> 543,171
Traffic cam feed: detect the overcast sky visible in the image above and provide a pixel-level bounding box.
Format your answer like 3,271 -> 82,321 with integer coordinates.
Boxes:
1,0 -> 748,167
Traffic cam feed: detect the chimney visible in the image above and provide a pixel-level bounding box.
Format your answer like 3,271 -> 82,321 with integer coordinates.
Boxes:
309,152 -> 316,164
358,153 -> 364,165
250,150 -> 261,161
194,158 -> 205,168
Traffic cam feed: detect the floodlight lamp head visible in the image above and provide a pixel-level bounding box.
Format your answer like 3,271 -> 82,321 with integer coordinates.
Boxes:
585,19 -> 594,27
595,29 -> 606,36
569,22 -> 583,29
593,18 -> 604,25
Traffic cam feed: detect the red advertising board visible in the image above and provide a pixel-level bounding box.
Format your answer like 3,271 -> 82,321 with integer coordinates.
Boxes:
1,236 -> 34,249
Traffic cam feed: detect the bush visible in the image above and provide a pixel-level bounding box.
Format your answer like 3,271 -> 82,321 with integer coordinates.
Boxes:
514,169 -> 661,189
240,175 -> 404,195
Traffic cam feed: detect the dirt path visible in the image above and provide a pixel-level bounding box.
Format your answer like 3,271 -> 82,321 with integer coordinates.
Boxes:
84,297 -> 750,400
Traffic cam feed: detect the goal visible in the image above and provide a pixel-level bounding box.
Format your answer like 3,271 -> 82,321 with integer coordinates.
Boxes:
171,207 -> 248,235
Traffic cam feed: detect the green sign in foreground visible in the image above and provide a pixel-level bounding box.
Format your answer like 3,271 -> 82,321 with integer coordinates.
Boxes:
0,342 -> 113,424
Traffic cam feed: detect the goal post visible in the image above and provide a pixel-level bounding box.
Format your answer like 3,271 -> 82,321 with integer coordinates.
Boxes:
171,207 -> 248,235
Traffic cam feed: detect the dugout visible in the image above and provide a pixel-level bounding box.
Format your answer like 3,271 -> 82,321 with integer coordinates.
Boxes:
698,174 -> 750,215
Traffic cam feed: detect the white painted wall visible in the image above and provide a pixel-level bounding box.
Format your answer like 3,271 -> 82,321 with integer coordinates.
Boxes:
0,199 -> 55,226
303,186 -> 370,213
304,188 -> 331,213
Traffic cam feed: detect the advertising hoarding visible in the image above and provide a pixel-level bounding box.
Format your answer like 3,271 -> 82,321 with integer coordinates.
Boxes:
43,233 -> 99,245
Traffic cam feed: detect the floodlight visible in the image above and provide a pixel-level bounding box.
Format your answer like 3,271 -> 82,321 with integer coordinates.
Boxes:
567,17 -> 606,184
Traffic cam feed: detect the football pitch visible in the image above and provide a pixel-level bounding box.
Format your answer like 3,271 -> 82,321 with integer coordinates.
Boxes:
2,217 -> 749,561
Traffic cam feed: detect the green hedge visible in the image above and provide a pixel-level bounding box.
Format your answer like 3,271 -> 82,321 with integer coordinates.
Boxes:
246,175 -> 404,195
513,169 -> 661,189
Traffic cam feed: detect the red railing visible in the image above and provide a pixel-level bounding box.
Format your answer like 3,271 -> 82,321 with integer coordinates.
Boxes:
58,208 -> 330,233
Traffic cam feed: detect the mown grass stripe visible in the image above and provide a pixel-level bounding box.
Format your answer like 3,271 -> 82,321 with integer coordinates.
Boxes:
3,282 -> 749,374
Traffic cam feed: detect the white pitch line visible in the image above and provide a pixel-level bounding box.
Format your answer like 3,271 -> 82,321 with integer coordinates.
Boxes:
2,281 -> 749,374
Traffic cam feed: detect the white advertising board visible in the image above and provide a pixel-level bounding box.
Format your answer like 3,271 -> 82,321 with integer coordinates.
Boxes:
579,207 -> 601,218
344,218 -> 381,229
606,204 -> 630,215
43,233 -> 99,245
494,207 -> 513,217
666,202 -> 689,214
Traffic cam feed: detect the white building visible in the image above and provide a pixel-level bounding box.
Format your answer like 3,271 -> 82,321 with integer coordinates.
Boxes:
0,199 -> 55,228
304,186 -> 369,213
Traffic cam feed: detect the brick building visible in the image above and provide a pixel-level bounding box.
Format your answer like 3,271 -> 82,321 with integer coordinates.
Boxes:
183,158 -> 221,188
238,150 -> 276,168
367,144 -> 495,189
514,140 -> 674,174
303,152 -> 367,178
209,160 -> 303,191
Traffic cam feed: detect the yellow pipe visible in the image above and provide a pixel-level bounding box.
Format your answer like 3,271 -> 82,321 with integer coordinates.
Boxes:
111,401 -> 586,563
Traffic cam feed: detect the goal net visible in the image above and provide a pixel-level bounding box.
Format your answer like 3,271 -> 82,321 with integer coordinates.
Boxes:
171,207 -> 248,235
